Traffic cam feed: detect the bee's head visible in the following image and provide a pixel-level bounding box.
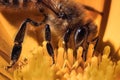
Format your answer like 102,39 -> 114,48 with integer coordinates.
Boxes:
57,0 -> 85,21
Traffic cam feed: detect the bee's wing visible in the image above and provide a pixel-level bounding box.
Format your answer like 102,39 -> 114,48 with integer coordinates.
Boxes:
42,0 -> 62,16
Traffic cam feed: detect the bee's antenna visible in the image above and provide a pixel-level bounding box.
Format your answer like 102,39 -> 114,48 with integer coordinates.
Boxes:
83,5 -> 103,15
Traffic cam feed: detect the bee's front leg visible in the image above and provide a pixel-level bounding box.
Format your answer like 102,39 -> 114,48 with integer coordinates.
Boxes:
6,18 -> 42,69
63,28 -> 72,50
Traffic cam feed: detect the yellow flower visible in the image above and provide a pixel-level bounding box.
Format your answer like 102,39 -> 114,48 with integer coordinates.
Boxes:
13,42 -> 120,80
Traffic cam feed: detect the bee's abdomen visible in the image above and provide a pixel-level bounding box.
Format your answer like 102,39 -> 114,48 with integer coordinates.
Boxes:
0,0 -> 42,7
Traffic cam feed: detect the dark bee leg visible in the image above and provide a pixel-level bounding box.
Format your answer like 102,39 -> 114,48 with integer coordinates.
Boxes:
6,18 -> 43,69
46,43 -> 55,64
45,24 -> 51,42
6,44 -> 22,69
63,28 -> 72,50
45,24 -> 55,64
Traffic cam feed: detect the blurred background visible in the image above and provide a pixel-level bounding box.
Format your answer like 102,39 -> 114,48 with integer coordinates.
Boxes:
0,0 -> 120,79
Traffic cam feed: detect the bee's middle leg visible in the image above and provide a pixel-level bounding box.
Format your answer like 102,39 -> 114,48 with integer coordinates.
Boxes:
45,24 -> 55,64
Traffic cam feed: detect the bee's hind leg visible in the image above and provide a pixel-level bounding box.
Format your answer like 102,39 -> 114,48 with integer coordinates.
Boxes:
6,18 -> 43,70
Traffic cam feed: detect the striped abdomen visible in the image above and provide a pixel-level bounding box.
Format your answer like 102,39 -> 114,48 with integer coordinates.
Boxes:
0,0 -> 42,7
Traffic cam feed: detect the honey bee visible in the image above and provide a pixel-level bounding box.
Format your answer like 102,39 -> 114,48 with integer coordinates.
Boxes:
0,0 -> 101,69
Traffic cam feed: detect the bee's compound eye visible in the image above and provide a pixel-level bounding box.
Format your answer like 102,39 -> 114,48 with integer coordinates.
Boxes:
58,12 -> 67,19
74,27 -> 86,45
